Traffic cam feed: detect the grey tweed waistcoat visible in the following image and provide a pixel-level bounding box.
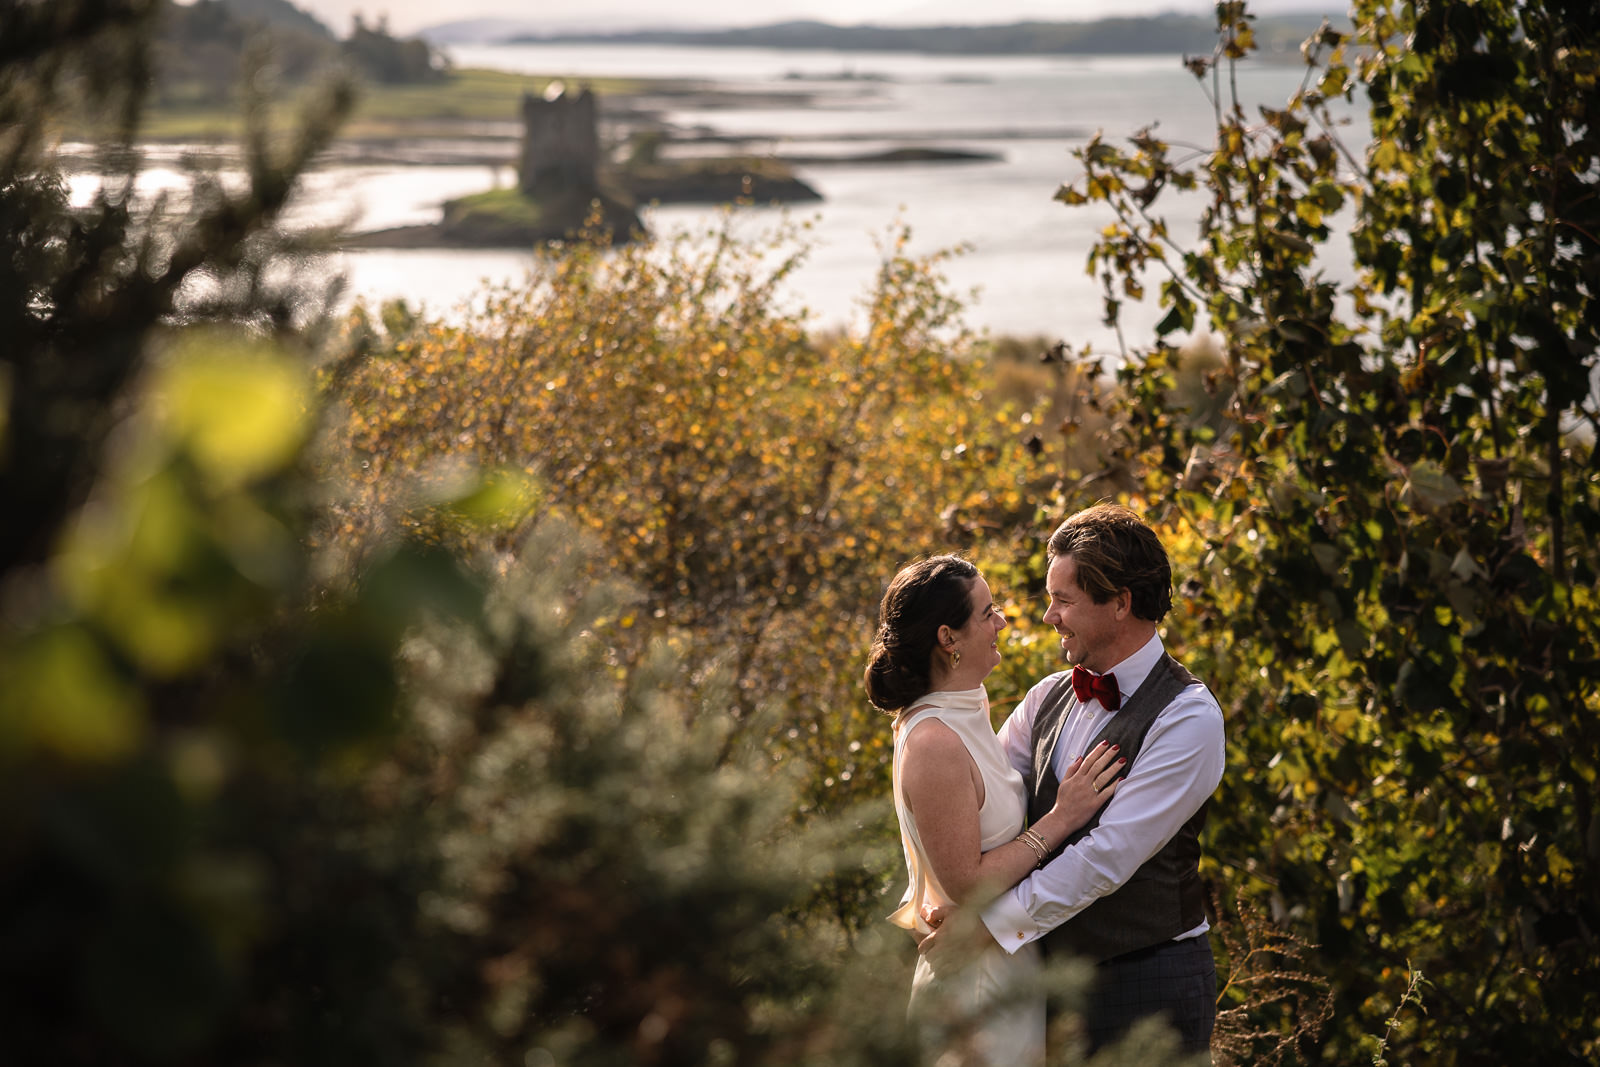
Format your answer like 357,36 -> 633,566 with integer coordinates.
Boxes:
1025,653 -> 1210,963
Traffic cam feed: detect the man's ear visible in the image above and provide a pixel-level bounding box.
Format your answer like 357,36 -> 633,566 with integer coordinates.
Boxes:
1114,588 -> 1133,619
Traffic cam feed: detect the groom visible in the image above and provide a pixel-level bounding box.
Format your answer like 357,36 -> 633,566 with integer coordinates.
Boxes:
924,503 -> 1226,1056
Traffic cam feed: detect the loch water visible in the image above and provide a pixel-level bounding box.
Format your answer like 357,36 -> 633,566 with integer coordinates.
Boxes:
111,42 -> 1373,348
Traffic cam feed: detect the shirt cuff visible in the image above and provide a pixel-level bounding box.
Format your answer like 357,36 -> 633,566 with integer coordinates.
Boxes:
980,886 -> 1042,955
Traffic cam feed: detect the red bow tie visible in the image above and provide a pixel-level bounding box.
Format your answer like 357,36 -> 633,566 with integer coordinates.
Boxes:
1071,665 -> 1122,711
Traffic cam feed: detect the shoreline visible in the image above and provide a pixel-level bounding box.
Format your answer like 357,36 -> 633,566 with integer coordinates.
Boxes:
89,130 -> 1026,172
331,144 -> 1009,250
74,72 -> 1025,250
67,67 -> 1075,251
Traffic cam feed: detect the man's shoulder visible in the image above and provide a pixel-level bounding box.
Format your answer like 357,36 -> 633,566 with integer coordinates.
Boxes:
1148,650 -> 1222,717
997,670 -> 1073,730
1160,652 -> 1215,697
1031,669 -> 1079,721
1027,669 -> 1074,706
1033,668 -> 1073,692
1168,675 -> 1226,736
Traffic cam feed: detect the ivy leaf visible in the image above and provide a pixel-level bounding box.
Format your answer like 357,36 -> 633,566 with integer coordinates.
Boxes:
1335,618 -> 1367,657
1311,542 -> 1343,575
1269,228 -> 1315,254
1154,300 -> 1194,337
1396,659 -> 1448,713
1264,369 -> 1309,397
1275,317 -> 1318,342
1449,547 -> 1487,582
1400,460 -> 1465,512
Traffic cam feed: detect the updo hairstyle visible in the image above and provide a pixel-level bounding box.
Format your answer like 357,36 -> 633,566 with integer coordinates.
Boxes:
864,555 -> 978,713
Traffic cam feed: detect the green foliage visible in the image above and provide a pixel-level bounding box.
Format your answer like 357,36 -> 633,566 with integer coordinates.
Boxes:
445,186 -> 554,226
2,345 -> 902,1061
1370,962 -> 1429,1067
0,0 -> 353,578
23,2 -> 1600,1063
0,7 -> 915,1065
436,188 -> 643,246
325,220 -> 1048,835
367,522 -> 939,1067
342,14 -> 449,85
131,65 -> 569,143
219,0 -> 334,40
1058,0 -> 1600,1061
5,10 -> 1153,1066
154,0 -> 335,104
147,0 -> 443,122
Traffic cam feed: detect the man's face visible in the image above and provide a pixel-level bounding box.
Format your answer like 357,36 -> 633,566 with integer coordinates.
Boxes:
1042,553 -> 1124,674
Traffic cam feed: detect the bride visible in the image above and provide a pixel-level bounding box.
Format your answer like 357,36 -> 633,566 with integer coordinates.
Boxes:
866,555 -> 1121,1065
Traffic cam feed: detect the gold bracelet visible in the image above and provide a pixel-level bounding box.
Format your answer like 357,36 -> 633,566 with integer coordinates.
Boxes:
1016,827 -> 1050,866
1024,828 -> 1051,866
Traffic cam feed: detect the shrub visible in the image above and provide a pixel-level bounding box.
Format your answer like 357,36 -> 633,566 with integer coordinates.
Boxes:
325,222 -> 1049,829
1059,1 -> 1600,1060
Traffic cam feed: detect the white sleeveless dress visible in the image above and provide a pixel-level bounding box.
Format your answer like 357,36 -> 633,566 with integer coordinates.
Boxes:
889,686 -> 1046,1066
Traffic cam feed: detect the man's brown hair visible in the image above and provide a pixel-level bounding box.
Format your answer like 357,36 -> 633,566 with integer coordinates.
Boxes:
1047,503 -> 1173,622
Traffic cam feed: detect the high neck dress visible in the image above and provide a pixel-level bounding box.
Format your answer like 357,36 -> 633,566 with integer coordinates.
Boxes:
888,686 -> 1046,1066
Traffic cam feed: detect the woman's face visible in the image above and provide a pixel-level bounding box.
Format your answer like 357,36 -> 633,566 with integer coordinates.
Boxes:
948,575 -> 1008,680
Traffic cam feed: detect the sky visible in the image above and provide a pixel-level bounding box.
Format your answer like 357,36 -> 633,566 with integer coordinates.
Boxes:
296,0 -> 1328,38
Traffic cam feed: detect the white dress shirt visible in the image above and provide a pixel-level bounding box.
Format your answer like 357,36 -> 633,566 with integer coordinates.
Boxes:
981,633 -> 1226,953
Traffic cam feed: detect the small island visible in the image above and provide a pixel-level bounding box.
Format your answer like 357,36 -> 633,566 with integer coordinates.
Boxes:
346,83 -> 822,249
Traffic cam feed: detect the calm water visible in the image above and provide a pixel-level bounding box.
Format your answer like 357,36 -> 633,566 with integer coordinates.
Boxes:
108,43 -> 1371,347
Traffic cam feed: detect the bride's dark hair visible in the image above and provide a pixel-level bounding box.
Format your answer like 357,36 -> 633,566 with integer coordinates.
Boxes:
864,555 -> 978,713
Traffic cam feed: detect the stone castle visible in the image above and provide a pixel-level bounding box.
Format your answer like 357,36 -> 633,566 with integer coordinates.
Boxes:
518,83 -> 599,196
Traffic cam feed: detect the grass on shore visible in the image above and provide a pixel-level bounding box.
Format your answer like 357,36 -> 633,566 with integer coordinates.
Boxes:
106,68 -> 652,143
444,186 -> 552,226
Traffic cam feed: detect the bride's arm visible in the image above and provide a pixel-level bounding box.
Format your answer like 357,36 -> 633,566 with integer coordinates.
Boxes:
901,726 -> 1122,907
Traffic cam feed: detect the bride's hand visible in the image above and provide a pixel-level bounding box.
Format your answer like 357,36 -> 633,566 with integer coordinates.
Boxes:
1050,740 -> 1124,832
917,904 -> 992,970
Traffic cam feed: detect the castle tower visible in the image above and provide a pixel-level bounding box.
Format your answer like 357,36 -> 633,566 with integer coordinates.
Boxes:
518,83 -> 599,196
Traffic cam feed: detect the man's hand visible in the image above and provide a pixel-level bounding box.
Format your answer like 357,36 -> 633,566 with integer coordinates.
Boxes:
916,903 -> 998,971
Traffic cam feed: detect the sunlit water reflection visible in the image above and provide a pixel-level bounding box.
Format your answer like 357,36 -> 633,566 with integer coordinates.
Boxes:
71,43 -> 1370,349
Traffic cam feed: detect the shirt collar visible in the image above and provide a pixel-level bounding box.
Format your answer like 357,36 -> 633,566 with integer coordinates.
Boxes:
1100,631 -> 1165,699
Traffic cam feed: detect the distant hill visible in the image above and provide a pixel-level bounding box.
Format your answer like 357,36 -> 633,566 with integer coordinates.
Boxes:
504,16 -> 1337,56
420,18 -> 549,45
218,0 -> 334,40
420,15 -> 716,44
893,0 -> 1331,17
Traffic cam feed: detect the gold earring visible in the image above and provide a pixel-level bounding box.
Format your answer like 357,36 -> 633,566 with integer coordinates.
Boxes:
951,649 -> 961,670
